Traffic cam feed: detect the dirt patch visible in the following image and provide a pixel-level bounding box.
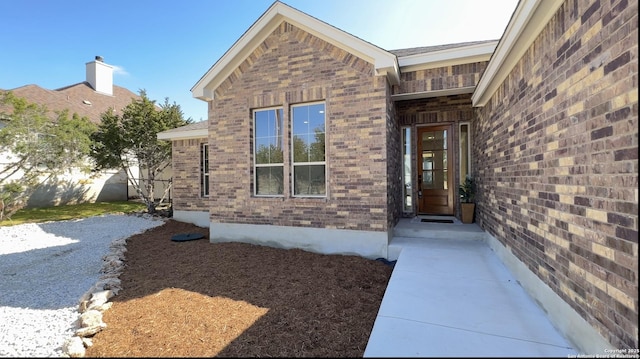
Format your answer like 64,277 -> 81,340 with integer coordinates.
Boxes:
84,219 -> 393,357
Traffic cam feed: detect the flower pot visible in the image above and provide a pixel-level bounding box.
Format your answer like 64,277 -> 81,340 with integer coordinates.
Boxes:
461,203 -> 475,224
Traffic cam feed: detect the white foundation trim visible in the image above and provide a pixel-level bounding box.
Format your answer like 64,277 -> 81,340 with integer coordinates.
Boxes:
210,222 -> 390,260
173,210 -> 210,228
484,233 -> 613,354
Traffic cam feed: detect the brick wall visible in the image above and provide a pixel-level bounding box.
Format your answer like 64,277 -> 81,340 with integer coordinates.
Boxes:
474,0 -> 637,348
395,62 -> 488,95
171,138 -> 209,211
385,78 -> 402,227
207,22 -> 390,232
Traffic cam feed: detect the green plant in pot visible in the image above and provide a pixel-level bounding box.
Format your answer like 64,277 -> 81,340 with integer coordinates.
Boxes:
459,174 -> 475,224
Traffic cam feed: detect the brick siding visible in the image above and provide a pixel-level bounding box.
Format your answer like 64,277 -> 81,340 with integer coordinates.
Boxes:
395,62 -> 488,95
474,0 -> 638,349
207,22 -> 390,232
171,138 -> 209,211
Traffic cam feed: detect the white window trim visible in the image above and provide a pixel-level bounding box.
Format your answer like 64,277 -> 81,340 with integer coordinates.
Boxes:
458,122 -> 472,183
401,126 -> 413,213
200,143 -> 209,197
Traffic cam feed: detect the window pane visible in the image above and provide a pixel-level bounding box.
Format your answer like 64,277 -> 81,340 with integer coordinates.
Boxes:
292,135 -> 308,162
255,109 -> 283,138
292,103 -> 325,163
294,164 -> 325,195
256,166 -> 283,195
255,138 -> 283,164
402,127 -> 412,212
254,108 -> 283,165
460,123 -> 470,184
200,143 -> 209,197
309,131 -> 325,162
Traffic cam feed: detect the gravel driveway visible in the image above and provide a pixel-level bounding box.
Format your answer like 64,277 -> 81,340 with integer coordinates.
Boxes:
0,214 -> 164,357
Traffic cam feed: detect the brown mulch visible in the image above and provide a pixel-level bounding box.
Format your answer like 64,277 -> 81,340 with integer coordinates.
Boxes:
84,219 -> 393,357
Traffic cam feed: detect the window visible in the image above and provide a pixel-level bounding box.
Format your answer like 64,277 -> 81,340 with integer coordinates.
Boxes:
200,143 -> 209,197
253,108 -> 284,196
291,102 -> 326,196
459,123 -> 471,185
402,127 -> 412,212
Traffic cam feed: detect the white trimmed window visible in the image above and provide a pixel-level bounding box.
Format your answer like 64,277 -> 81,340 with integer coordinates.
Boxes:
459,122 -> 471,184
200,143 -> 209,197
291,102 -> 326,197
253,107 -> 284,196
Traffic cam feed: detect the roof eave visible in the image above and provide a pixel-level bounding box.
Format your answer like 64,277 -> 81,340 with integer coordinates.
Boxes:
398,41 -> 498,72
472,0 -> 564,107
157,128 -> 208,141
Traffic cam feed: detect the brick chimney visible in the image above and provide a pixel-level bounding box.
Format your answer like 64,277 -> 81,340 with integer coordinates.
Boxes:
86,55 -> 113,96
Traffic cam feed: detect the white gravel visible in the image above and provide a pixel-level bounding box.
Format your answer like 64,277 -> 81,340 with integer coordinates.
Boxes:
0,214 -> 165,357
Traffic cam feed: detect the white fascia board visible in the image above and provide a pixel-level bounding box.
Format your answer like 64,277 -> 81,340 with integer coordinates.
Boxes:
191,1 -> 400,100
472,0 -> 564,107
398,41 -> 498,72
157,129 -> 208,141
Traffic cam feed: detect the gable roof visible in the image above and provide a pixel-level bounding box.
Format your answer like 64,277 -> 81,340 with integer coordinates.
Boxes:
191,1 -> 400,101
0,82 -> 139,124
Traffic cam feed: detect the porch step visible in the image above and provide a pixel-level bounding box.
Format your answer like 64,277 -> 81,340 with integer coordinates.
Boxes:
388,217 -> 486,261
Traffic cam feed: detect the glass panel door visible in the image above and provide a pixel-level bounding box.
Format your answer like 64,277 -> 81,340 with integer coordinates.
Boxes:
417,125 -> 453,215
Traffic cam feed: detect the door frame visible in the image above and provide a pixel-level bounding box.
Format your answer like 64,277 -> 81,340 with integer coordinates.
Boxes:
416,124 -> 454,215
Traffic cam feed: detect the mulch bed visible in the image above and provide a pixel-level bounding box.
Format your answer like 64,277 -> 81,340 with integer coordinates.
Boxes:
84,219 -> 393,357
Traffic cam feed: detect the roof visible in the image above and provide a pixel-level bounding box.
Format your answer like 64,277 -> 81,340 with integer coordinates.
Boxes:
157,120 -> 208,140
388,40 -> 498,57
0,82 -> 140,124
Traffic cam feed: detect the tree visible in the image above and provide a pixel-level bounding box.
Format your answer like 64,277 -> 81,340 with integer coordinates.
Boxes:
90,90 -> 190,214
0,91 -> 96,220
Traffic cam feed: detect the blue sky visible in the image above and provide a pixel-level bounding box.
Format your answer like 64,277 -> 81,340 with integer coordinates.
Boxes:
1,0 -> 518,122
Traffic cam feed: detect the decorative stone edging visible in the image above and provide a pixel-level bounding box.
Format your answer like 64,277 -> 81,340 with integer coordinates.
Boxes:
61,214 -> 166,358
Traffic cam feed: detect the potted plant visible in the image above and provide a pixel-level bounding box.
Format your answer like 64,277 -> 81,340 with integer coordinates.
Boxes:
459,174 -> 475,224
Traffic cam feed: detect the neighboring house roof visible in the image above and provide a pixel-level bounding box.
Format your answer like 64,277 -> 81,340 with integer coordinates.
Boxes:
0,82 -> 139,124
157,120 -> 208,140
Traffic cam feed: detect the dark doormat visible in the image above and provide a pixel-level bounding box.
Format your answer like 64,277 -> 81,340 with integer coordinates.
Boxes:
421,218 -> 454,223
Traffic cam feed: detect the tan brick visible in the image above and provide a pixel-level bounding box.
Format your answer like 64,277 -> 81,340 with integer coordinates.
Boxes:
592,242 -> 615,260
586,208 -> 608,222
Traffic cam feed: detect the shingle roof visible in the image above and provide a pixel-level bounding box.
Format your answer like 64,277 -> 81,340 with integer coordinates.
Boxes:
0,82 -> 140,124
160,120 -> 208,134
388,40 -> 498,57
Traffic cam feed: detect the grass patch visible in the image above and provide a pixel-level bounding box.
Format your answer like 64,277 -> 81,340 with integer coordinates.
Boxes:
0,201 -> 147,226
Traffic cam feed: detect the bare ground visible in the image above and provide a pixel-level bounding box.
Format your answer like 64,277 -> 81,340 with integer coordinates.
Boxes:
84,219 -> 393,357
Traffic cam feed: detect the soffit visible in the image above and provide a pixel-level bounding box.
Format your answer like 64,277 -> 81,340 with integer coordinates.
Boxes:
157,120 -> 208,141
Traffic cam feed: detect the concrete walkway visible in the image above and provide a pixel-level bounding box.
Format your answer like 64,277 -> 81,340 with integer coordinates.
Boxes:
364,217 -> 577,357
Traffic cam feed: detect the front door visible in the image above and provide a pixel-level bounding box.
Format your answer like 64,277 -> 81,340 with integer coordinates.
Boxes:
417,125 -> 453,215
